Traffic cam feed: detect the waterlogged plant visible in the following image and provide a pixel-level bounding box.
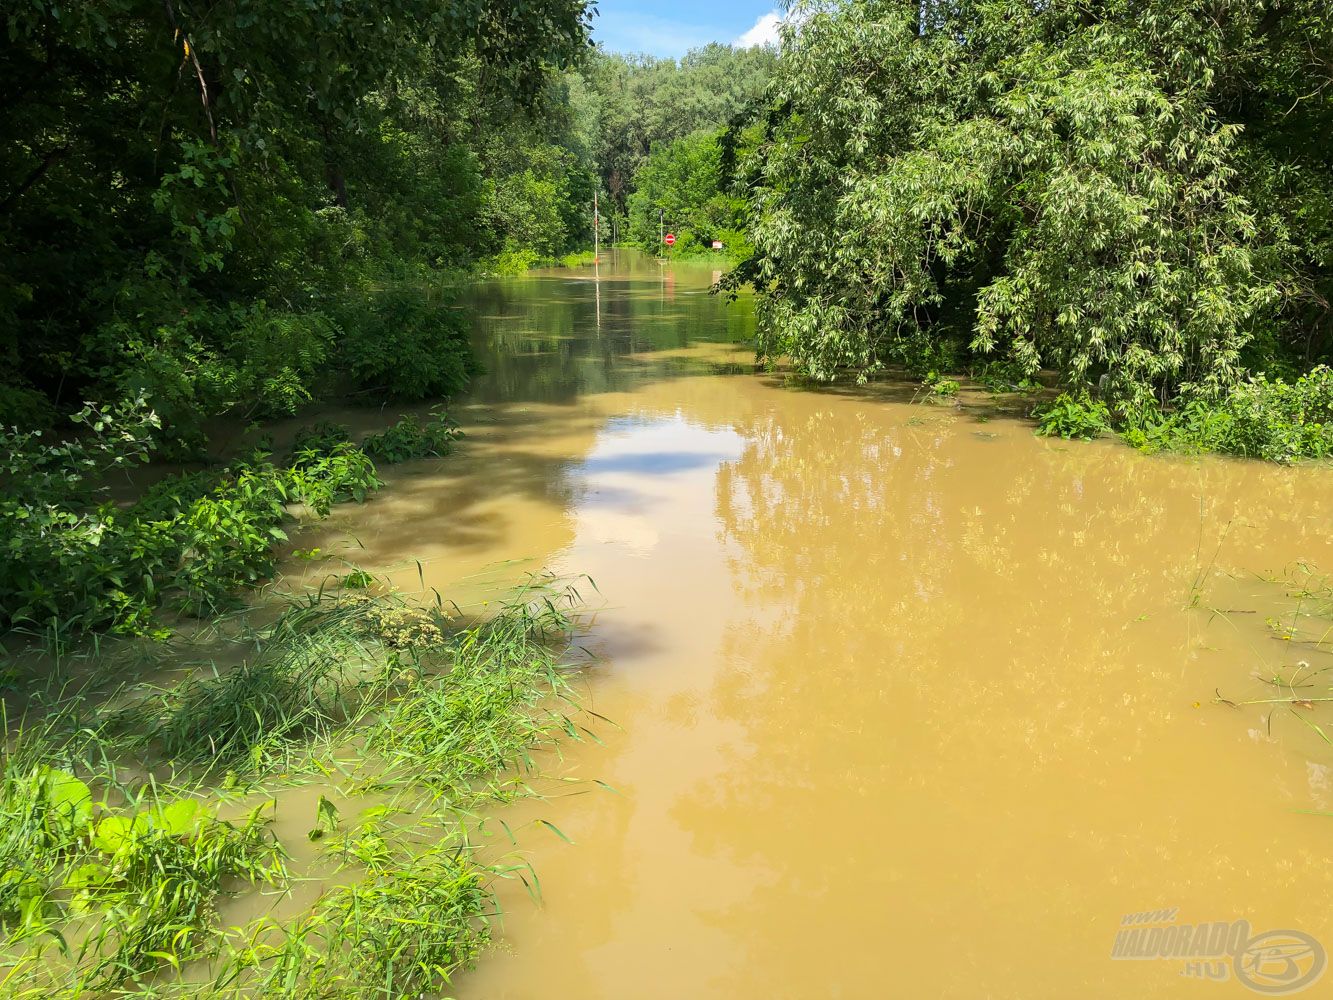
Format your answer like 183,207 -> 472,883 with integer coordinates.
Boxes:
1,578 -> 594,998
921,372 -> 960,400
0,396 -> 162,635
1035,392 -> 1113,441
225,846 -> 490,998
337,284 -> 474,401
286,442 -> 382,517
366,590 -> 580,795
289,422 -> 353,458
126,594 -> 413,777
362,409 -> 461,463
0,731 -> 284,991
1112,366 -> 1332,462
0,402 -> 385,638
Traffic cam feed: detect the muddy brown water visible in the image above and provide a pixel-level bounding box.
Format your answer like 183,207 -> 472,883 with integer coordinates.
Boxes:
290,249 -> 1333,999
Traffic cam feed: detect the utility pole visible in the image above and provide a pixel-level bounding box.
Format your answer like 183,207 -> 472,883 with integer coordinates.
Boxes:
593,189 -> 600,263
659,208 -> 665,259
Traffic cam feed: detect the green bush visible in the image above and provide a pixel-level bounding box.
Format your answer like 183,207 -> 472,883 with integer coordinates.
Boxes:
971,359 -> 1040,394
362,409 -> 460,463
921,372 -> 960,399
337,283 -> 474,401
287,442 -> 383,516
289,422 -> 353,457
94,298 -> 335,456
0,384 -> 57,431
1035,392 -> 1113,440
0,401 -> 384,638
1221,367 -> 1333,462
1121,366 -> 1333,462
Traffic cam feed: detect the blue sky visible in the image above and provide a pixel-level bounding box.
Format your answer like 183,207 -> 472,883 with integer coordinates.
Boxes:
591,1 -> 782,58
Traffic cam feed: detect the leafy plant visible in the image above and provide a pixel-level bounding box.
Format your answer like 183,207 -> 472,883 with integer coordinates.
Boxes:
922,372 -> 960,399
1035,392 -> 1112,440
337,283 -> 474,401
362,409 -> 461,463
0,402 -> 384,638
0,726 -> 283,989
971,359 -> 1040,394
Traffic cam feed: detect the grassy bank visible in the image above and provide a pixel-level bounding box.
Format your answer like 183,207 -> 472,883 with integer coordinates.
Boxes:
0,577 -> 593,998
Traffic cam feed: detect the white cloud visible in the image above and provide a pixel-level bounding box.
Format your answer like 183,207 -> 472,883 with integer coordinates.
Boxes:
735,11 -> 782,48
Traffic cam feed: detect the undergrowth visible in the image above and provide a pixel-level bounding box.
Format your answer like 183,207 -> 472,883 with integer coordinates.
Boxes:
0,398 -> 467,643
1035,366 -> 1333,461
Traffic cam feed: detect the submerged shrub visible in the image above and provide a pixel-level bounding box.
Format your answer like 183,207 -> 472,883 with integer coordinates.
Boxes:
286,442 -> 383,516
95,298 -> 335,456
1219,366 -> 1333,462
0,402 -> 384,638
921,372 -> 960,399
971,359 -> 1040,394
1035,392 -> 1113,440
362,408 -> 460,463
0,396 -> 162,635
1119,366 -> 1333,462
337,283 -> 473,401
289,422 -> 353,458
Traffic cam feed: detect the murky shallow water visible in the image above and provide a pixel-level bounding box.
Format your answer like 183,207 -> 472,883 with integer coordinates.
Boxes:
300,250 -> 1333,999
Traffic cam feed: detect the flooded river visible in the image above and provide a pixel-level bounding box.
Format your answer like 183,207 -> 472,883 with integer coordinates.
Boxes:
304,250 -> 1333,998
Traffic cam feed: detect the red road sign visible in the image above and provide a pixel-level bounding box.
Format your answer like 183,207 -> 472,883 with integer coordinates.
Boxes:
664,232 -> 677,246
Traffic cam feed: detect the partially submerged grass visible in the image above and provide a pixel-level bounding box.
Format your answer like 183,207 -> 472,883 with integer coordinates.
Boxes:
1211,567 -> 1333,742
0,721 -> 285,994
220,846 -> 491,998
0,574 -> 596,998
367,597 -> 574,796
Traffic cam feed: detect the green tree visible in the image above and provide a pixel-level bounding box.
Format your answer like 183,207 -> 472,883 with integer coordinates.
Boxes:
733,0 -> 1332,408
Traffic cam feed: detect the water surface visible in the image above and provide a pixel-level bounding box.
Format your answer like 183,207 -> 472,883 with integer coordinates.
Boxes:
308,249 -> 1333,999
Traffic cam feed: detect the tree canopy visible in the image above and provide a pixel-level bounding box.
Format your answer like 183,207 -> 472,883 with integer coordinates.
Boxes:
732,0 -> 1332,409
1,0 -> 595,440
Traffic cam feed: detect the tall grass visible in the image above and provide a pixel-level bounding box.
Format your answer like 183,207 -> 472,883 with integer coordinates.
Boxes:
0,575 -> 593,999
366,592 -> 578,797
0,719 -> 285,995
218,845 -> 491,998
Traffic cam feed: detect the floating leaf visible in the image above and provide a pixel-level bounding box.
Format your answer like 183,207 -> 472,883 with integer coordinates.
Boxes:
147,799 -> 206,838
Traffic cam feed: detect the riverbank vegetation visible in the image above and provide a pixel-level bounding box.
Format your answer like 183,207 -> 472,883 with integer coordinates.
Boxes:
1,578 -> 590,998
727,0 -> 1332,462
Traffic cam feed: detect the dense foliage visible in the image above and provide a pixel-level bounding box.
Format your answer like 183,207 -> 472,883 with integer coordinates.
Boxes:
0,398 -> 390,638
731,0 -> 1332,453
1,0 -> 596,444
